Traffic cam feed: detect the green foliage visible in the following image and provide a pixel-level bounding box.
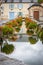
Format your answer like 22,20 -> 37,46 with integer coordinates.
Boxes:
2,44 -> 14,54
15,27 -> 20,32
29,23 -> 37,29
26,22 -> 30,28
38,0 -> 43,3
16,17 -> 22,26
27,30 -> 34,35
18,22 -> 22,26
3,26 -> 13,35
29,37 -> 38,44
37,29 -> 43,41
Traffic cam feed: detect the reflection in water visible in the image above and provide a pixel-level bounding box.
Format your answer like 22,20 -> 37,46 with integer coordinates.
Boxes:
28,36 -> 38,44
40,37 -> 43,44
5,38 -> 43,65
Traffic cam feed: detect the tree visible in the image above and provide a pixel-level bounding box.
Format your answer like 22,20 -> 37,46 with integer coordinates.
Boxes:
38,0 -> 43,3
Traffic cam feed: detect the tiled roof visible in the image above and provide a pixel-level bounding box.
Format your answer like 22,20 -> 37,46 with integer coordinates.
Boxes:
1,0 -> 37,3
28,3 -> 43,9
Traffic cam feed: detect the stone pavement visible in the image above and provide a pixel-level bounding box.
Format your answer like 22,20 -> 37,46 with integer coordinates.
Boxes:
0,54 -> 27,65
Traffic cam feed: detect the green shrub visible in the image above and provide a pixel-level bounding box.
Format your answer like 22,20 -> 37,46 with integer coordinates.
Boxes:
29,37 -> 38,44
3,25 -> 13,35
38,0 -> 43,3
37,28 -> 43,42
26,22 -> 30,28
29,23 -> 37,29
27,30 -> 34,35
37,28 -> 43,37
15,27 -> 20,32
35,25 -> 40,33
2,44 -> 14,54
16,17 -> 22,26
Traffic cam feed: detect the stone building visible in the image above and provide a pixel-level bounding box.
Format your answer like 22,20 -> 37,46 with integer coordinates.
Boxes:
28,3 -> 43,21
1,3 -> 30,20
1,0 -> 37,3
0,2 -> 43,21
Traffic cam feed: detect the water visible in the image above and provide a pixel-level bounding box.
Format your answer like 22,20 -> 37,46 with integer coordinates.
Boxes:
1,20 -> 43,65
4,36 -> 43,65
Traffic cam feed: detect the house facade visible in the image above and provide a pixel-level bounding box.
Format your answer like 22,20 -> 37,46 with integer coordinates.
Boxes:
28,3 -> 43,21
1,3 -> 30,20
1,0 -> 37,3
0,3 -> 43,21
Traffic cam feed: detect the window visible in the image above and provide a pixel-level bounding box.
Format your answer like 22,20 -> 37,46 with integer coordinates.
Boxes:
9,4 -> 14,9
18,12 -> 23,16
18,4 -> 23,9
1,6 -> 4,10
1,12 -> 3,14
9,12 -> 15,20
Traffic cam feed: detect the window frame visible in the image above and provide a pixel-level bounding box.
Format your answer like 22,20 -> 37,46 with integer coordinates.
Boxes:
18,12 -> 23,16
18,3 -> 23,10
9,4 -> 14,10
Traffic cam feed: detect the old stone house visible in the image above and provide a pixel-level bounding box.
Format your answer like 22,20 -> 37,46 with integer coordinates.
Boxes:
0,3 -> 43,21
28,3 -> 43,21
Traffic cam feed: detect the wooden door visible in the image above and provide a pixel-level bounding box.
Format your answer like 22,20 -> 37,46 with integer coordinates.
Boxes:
34,11 -> 39,20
